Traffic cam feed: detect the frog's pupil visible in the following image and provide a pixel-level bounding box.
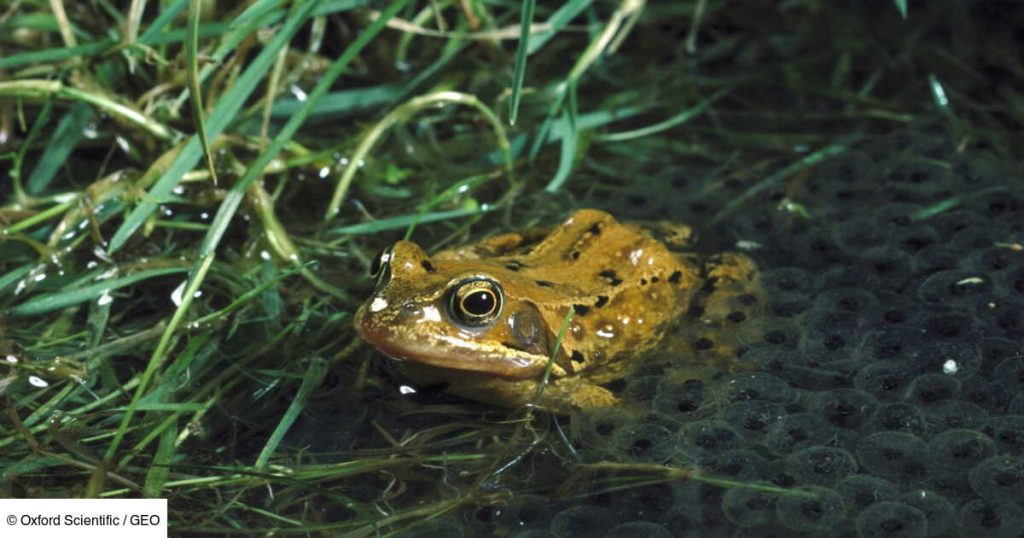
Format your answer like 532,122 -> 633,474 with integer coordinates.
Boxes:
463,290 -> 496,316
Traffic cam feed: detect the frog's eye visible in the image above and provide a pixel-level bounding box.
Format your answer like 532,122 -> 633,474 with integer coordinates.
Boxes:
448,278 -> 503,328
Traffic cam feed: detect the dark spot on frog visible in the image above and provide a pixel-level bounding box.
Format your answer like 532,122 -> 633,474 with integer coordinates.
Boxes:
595,295 -> 609,308
640,278 -> 648,285
573,304 -> 590,316
505,260 -> 525,271
668,270 -> 683,284
599,270 -> 623,286
570,250 -> 581,260
651,276 -> 659,283
535,280 -> 554,287
588,223 -> 602,236
571,350 -> 585,363
693,337 -> 714,350
739,294 -> 758,306
420,260 -> 436,273
727,311 -> 747,323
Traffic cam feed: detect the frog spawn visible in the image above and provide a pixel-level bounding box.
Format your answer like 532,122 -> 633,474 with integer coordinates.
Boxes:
560,132 -> 1024,536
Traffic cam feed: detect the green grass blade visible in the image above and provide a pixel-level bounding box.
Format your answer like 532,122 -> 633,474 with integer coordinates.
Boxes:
0,264 -> 34,294
9,266 -> 189,316
270,85 -> 402,118
892,0 -> 908,19
595,87 -> 731,142
545,81 -> 578,192
143,419 -> 178,497
529,0 -> 593,54
233,0 -> 284,28
137,0 -> 188,41
27,102 -> 94,195
186,0 -> 219,186
254,357 -> 327,469
107,0 -> 323,253
508,0 -> 536,126
0,42 -> 111,70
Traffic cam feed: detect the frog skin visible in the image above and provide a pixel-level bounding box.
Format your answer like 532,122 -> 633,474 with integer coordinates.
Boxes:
354,209 -> 760,413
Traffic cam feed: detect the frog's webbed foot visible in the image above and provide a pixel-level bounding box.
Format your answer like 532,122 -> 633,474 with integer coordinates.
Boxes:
533,377 -> 621,413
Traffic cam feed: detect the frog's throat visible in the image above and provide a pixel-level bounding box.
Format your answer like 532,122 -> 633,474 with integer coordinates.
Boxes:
356,322 -> 551,380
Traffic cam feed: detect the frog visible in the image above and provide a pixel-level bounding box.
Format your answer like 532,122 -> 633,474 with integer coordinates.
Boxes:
354,209 -> 760,413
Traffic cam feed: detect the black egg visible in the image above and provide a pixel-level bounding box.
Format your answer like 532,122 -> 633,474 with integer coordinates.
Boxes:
856,431 -> 929,481
651,378 -> 707,420
902,373 -> 960,405
987,415 -> 1024,455
718,401 -> 786,441
928,429 -> 996,470
958,498 -> 1024,537
838,475 -> 900,511
787,446 -> 858,486
854,501 -> 927,538
677,420 -> 742,463
866,403 -> 928,436
612,423 -> 675,463
704,448 -> 768,481
900,490 -> 956,538
855,361 -> 917,402
714,372 -> 794,404
721,489 -> 777,528
775,486 -> 846,532
764,412 -> 836,455
968,455 -> 1024,504
811,388 -> 880,430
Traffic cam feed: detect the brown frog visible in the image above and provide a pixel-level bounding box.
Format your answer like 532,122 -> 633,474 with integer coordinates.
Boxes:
354,209 -> 759,413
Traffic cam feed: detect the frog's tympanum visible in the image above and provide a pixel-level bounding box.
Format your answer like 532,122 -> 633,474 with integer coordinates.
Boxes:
355,209 -> 759,413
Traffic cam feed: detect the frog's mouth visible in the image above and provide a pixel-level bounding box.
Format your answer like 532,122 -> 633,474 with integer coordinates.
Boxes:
356,317 -> 548,380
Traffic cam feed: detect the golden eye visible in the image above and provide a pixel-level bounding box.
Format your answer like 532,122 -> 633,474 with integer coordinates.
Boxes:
448,278 -> 503,327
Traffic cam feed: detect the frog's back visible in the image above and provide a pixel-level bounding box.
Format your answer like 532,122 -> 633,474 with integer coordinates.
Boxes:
437,209 -> 702,380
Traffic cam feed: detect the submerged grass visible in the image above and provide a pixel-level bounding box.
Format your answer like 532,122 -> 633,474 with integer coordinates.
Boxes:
1,0 -> 1022,534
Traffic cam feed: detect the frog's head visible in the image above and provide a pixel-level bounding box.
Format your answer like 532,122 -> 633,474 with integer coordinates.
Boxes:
354,240 -> 563,379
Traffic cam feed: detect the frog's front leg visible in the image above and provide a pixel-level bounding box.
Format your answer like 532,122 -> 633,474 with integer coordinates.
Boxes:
453,375 -> 620,413
401,363 -> 618,413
